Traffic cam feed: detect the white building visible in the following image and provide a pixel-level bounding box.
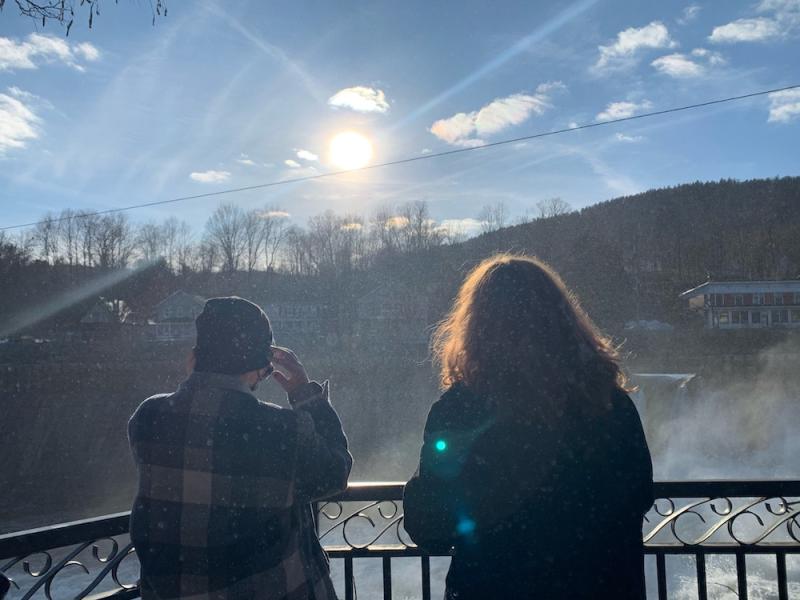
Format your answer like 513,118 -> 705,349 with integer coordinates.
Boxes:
680,280 -> 800,329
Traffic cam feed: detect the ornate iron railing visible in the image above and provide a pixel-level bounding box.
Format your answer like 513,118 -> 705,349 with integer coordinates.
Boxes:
1,481 -> 798,600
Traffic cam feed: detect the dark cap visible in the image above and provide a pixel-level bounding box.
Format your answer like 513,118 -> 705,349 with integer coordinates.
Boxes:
194,297 -> 273,375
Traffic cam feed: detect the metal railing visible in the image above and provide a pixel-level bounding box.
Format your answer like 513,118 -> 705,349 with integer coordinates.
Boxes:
1,481 -> 798,600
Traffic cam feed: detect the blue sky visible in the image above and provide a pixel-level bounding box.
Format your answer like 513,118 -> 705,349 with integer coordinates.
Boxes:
1,0 -> 799,237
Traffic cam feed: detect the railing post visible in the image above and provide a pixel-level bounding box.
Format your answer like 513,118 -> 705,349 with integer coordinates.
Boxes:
776,552 -> 788,600
695,552 -> 707,600
735,553 -> 748,600
421,555 -> 431,600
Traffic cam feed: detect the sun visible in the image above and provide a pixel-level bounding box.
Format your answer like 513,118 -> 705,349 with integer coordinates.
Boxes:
329,131 -> 373,170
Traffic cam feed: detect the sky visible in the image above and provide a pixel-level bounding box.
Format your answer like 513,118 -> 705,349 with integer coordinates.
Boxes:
1,0 -> 799,238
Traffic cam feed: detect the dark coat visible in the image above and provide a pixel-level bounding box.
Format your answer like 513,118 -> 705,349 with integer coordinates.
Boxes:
403,384 -> 653,600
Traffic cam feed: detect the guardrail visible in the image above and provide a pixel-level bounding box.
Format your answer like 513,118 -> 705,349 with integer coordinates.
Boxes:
1,481 -> 798,600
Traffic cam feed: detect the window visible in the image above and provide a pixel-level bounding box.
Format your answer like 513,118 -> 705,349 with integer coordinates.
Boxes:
794,292 -> 800,305
792,310 -> 800,323
774,293 -> 784,305
734,294 -> 743,306
718,312 -> 730,325
715,294 -> 724,306
751,311 -> 761,324
752,293 -> 763,305
731,311 -> 749,325
772,309 -> 789,324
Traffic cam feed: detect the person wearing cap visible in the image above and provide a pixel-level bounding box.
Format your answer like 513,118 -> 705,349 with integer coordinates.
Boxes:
128,296 -> 352,600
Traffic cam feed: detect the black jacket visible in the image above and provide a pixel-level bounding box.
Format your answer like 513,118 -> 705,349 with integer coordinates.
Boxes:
403,384 -> 653,600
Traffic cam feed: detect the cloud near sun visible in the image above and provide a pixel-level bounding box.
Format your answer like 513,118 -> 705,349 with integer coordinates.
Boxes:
429,82 -> 565,148
328,86 -> 390,113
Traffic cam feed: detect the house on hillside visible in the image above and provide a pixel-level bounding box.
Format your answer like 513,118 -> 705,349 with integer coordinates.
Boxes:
356,285 -> 430,344
80,298 -> 131,326
680,280 -> 800,329
264,302 -> 326,338
150,290 -> 205,341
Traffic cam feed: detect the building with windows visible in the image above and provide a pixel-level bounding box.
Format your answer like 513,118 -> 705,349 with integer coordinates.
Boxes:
679,280 -> 800,329
150,290 -> 205,341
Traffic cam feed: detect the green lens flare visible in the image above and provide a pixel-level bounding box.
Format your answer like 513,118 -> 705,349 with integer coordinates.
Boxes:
435,439 -> 447,452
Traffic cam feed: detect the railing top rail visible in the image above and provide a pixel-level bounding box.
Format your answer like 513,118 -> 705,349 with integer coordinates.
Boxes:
2,479 -> 799,560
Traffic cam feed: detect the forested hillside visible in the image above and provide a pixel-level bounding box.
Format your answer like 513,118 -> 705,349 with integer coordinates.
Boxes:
1,176 -> 798,337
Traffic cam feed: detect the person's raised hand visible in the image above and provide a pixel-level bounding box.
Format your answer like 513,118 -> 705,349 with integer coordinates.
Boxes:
270,346 -> 310,395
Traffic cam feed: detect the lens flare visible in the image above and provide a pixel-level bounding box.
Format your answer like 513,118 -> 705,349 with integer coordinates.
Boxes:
329,131 -> 373,170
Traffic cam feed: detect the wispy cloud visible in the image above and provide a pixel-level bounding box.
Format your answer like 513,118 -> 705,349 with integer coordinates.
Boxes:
328,86 -> 390,113
258,209 -> 291,219
0,33 -> 101,71
596,100 -> 653,122
709,17 -> 783,42
710,0 -> 800,43
594,21 -> 677,72
614,132 -> 645,142
296,149 -> 318,161
284,159 -> 301,168
0,88 -> 41,155
430,82 -> 564,147
189,170 -> 231,183
236,153 -> 256,166
768,89 -> 800,122
677,5 -> 702,25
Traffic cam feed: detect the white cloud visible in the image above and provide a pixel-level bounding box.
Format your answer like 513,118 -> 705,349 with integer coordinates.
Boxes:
296,149 -> 318,161
690,47 -> 726,65
438,218 -> 485,238
0,89 -> 41,155
421,148 -> 432,154
768,89 -> 800,122
710,0 -> 800,43
568,121 -> 579,129
614,132 -> 644,142
259,209 -> 291,219
328,86 -> 390,113
709,17 -> 783,42
284,159 -> 301,168
236,153 -> 256,166
594,22 -> 677,71
651,53 -> 705,77
596,100 -> 653,122
189,170 -> 230,183
677,5 -> 702,25
384,216 -> 409,229
340,222 -> 363,231
0,33 -> 100,71
430,82 -> 563,147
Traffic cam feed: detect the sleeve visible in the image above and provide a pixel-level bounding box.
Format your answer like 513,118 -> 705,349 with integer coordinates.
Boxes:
403,398 -> 471,554
622,394 -> 655,516
290,380 -> 354,503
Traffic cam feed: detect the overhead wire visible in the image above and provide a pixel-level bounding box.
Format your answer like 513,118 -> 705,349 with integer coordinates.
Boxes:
2,83 -> 798,232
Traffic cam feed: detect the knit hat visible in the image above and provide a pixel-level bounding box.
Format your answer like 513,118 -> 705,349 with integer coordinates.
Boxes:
194,297 -> 273,375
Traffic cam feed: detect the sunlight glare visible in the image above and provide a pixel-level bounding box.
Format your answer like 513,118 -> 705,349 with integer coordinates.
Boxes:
329,131 -> 373,170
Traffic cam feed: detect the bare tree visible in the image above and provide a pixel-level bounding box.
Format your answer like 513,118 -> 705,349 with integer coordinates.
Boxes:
33,212 -> 59,263
242,210 -> 266,272
1,0 -> 167,34
536,197 -> 572,219
260,207 -> 289,272
205,204 -> 246,273
399,200 -> 443,252
136,221 -> 165,264
479,201 -> 507,233
93,214 -> 134,268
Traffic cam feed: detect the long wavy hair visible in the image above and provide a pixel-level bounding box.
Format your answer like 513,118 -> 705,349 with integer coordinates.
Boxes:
432,254 -> 628,416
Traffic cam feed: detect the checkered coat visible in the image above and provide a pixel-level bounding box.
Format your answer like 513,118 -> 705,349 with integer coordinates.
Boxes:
128,372 -> 352,600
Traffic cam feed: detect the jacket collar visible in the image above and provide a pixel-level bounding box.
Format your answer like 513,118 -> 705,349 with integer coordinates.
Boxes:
184,371 -> 254,396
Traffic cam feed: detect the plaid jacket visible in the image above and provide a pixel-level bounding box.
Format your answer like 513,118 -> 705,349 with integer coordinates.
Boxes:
128,371 -> 353,600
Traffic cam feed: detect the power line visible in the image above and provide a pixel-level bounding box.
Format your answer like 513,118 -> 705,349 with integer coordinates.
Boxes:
3,83 -> 798,232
